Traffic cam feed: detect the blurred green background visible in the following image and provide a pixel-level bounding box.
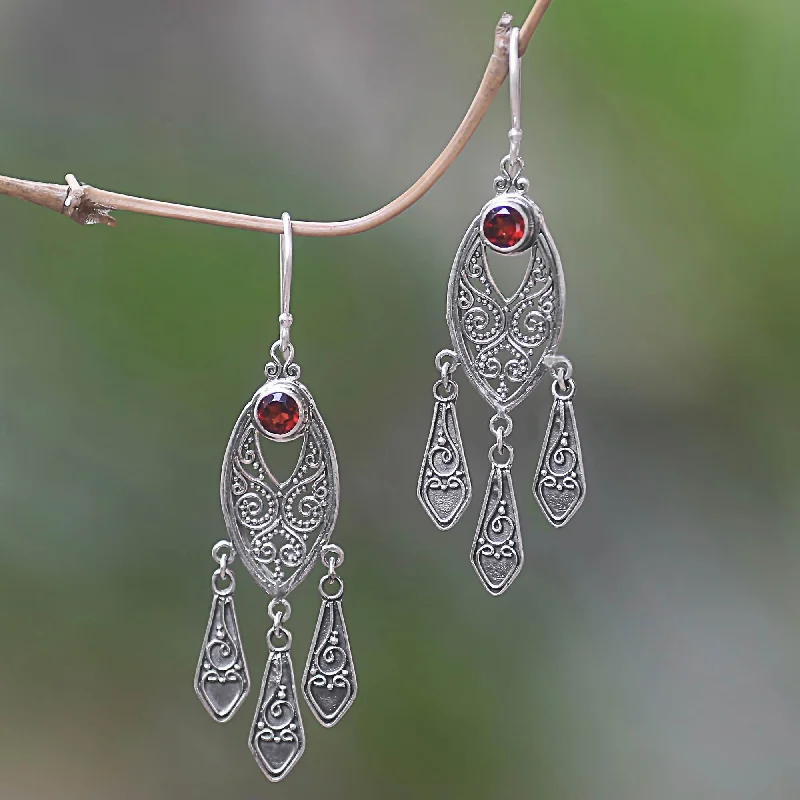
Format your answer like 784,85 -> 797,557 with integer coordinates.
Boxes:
2,1 -> 800,798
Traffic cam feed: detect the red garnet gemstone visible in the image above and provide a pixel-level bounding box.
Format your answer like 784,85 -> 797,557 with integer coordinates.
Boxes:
483,205 -> 526,249
256,391 -> 300,436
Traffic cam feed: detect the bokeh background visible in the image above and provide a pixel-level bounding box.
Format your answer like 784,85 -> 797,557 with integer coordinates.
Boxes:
2,1 -> 799,798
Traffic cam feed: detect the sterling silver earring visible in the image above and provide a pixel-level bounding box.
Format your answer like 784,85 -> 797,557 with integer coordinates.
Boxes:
195,213 -> 357,781
418,28 -> 586,595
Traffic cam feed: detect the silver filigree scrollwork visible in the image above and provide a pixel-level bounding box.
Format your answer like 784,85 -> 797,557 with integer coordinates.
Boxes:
494,154 -> 529,195
534,358 -> 585,527
303,545 -> 357,726
220,359 -> 340,598
250,602 -> 305,782
195,541 -> 250,721
418,350 -> 472,529
264,339 -> 301,381
446,210 -> 564,412
446,26 -> 564,413
471,418 -> 523,595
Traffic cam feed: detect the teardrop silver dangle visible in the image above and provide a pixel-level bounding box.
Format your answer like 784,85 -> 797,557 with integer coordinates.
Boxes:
418,349 -> 471,529
471,415 -> 523,595
535,356 -> 586,526
194,540 -> 250,721
303,544 -> 357,726
249,599 -> 306,782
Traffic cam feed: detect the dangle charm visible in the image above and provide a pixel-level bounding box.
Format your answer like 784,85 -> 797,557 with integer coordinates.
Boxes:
418,349 -> 471,529
195,540 -> 250,721
534,356 -> 585,527
471,413 -> 524,595
418,27 -> 586,593
302,544 -> 358,726
250,598 -> 305,780
195,213 -> 357,781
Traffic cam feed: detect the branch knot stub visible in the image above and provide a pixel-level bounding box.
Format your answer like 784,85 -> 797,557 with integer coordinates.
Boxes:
494,12 -> 515,59
62,173 -> 116,227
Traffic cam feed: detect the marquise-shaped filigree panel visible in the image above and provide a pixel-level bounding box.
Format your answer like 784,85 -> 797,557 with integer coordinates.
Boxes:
446,213 -> 565,412
221,381 -> 340,597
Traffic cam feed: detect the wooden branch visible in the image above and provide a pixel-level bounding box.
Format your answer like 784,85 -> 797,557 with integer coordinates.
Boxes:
0,1 -> 552,237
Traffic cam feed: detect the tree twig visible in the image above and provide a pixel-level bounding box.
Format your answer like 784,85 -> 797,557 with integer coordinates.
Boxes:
0,1 -> 552,237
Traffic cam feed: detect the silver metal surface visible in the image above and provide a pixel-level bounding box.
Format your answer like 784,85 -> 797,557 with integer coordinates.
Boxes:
417,362 -> 471,529
321,542 -> 345,572
534,373 -> 586,527
508,27 -> 522,164
471,446 -> 523,596
220,369 -> 339,598
446,210 -> 565,413
267,596 -> 292,625
194,547 -> 250,722
279,212 -> 294,357
302,557 -> 357,727
249,625 -> 305,782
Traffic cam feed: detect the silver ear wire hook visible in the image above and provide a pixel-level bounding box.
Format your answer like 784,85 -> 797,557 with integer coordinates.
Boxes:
279,212 -> 294,357
508,27 -> 523,165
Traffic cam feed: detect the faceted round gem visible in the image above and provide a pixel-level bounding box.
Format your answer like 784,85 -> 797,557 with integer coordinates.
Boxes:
256,391 -> 300,436
482,205 -> 526,249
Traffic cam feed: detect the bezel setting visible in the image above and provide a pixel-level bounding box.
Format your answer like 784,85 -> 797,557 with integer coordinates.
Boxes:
252,379 -> 307,441
479,193 -> 539,254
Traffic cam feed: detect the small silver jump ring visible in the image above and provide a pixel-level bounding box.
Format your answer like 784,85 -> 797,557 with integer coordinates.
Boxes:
319,574 -> 344,601
552,378 -> 576,401
212,568 -> 235,596
211,540 -> 235,565
218,552 -> 229,580
543,354 -> 573,382
488,442 -> 514,468
267,626 -> 292,653
321,543 -> 344,573
279,212 -> 293,356
433,378 -> 458,403
489,412 -> 513,438
440,362 -> 451,389
435,349 -> 459,375
268,596 -> 292,625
